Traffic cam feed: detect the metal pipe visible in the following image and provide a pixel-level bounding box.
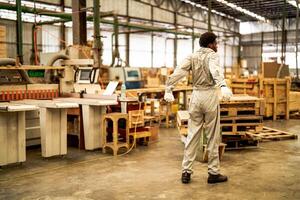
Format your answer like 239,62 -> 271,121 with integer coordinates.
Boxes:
125,0 -> 130,66
110,15 -> 120,67
93,0 -> 101,70
295,0 -> 299,80
16,0 -> 23,64
278,0 -> 287,78
174,12 -> 177,68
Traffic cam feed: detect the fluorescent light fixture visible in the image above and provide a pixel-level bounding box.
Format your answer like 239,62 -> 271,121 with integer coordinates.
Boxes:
181,0 -> 240,22
216,0 -> 267,21
182,0 -> 267,22
288,0 -> 300,8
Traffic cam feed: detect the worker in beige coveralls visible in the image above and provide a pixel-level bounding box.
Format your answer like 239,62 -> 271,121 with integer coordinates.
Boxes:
164,32 -> 233,184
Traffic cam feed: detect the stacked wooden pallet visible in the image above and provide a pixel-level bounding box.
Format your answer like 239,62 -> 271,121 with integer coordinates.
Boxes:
230,77 -> 290,120
0,26 -> 6,58
220,95 -> 264,135
220,95 -> 263,149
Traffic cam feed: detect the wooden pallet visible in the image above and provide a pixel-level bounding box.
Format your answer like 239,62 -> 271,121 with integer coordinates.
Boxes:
220,96 -> 262,117
222,134 -> 259,150
221,116 -> 263,135
245,126 -> 298,141
230,77 -> 291,120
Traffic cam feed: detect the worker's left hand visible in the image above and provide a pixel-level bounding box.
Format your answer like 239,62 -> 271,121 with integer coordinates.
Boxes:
164,92 -> 175,102
221,86 -> 233,101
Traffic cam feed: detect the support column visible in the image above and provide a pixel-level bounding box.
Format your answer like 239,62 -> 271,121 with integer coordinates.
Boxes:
281,0 -> 287,66
16,0 -> 23,64
72,0 -> 87,45
295,0 -> 299,80
260,31 -> 264,74
192,19 -> 195,52
125,0 -> 130,66
174,12 -> 177,68
208,0 -> 212,32
60,0 -> 66,49
93,0 -> 102,70
151,5 -> 154,68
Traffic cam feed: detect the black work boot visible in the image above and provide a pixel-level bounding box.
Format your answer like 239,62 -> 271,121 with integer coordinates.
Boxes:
207,173 -> 228,184
181,172 -> 191,184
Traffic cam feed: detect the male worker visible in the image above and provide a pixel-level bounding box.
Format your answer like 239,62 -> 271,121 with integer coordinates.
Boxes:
164,32 -> 232,184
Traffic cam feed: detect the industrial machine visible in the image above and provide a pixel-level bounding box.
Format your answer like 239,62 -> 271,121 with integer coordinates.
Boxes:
59,59 -> 102,94
108,67 -> 142,89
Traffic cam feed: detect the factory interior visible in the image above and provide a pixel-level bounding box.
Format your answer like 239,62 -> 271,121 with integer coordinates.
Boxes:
0,0 -> 300,199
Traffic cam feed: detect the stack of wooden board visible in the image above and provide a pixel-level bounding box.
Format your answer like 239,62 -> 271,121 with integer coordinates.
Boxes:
230,77 -> 290,120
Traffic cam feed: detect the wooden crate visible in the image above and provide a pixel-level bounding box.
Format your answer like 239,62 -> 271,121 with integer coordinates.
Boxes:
0,26 -> 6,58
230,77 -> 290,120
289,91 -> 300,112
263,78 -> 290,120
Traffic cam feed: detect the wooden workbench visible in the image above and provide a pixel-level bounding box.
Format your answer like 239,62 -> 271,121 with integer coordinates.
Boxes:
12,100 -> 79,157
55,98 -> 118,150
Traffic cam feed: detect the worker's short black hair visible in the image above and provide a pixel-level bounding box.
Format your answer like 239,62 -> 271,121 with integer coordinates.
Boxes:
199,32 -> 217,47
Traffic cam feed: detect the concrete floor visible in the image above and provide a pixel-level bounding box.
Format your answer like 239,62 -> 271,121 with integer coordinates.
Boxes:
1,120 -> 300,200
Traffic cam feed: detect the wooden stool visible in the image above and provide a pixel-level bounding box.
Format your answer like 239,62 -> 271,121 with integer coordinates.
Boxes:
102,113 -> 129,156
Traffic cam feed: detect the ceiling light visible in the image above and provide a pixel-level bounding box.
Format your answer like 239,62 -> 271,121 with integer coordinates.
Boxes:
288,0 -> 300,8
215,0 -> 267,22
180,0 -> 239,22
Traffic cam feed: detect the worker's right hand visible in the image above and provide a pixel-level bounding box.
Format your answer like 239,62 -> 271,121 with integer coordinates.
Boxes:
221,86 -> 233,101
164,92 -> 175,102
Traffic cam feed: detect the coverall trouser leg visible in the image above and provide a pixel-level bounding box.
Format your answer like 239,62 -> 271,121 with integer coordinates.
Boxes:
182,89 -> 221,175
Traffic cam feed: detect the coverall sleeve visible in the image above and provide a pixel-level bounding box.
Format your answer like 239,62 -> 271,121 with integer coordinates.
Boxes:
208,52 -> 227,87
165,56 -> 191,92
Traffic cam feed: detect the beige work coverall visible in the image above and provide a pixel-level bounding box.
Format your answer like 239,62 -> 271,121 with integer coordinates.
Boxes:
166,47 -> 226,175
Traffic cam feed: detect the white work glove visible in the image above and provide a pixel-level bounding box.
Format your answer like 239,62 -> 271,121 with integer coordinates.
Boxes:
164,92 -> 175,102
221,86 -> 233,101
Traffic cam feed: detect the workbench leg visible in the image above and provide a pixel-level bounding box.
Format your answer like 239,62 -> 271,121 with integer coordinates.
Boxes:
40,108 -> 67,157
0,112 -> 26,166
82,105 -> 106,150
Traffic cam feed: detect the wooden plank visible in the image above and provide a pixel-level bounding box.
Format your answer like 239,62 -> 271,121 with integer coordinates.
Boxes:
0,113 -> 8,166
61,59 -> 94,66
40,108 -> 51,157
0,65 -> 65,70
82,105 -> 103,150
7,113 -> 18,164
17,111 -> 26,162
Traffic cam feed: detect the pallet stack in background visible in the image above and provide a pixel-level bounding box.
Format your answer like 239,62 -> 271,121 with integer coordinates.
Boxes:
230,76 -> 290,120
0,26 -> 6,58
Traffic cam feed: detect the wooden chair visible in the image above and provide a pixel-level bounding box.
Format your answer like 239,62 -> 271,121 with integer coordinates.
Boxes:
158,100 -> 176,128
128,109 -> 151,147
